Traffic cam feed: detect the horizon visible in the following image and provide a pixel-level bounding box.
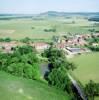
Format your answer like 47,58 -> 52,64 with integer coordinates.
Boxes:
0,11 -> 99,15
0,0 -> 99,14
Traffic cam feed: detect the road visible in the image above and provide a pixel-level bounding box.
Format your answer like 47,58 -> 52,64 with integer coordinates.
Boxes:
67,73 -> 88,100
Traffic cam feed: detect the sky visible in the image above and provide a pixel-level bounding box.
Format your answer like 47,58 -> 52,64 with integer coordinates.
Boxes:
0,0 -> 99,14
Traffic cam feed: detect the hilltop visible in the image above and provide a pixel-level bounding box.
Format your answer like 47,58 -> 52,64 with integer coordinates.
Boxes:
0,71 -> 70,100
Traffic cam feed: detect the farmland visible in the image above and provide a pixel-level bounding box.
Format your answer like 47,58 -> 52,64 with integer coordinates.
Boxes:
0,13 -> 99,100
0,14 -> 99,40
70,52 -> 99,85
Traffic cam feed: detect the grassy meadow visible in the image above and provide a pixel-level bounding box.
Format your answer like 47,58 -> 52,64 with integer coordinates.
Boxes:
70,52 -> 99,85
0,16 -> 99,40
0,71 -> 70,100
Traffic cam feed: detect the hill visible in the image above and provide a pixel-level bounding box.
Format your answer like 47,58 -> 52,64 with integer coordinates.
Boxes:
39,11 -> 99,17
0,71 -> 70,100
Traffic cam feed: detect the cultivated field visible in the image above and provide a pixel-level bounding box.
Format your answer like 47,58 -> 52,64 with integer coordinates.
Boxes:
0,16 -> 99,40
70,52 -> 99,85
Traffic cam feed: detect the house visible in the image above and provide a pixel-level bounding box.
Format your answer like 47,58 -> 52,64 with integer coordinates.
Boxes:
0,41 -> 25,53
56,43 -> 66,49
93,33 -> 99,37
30,42 -> 50,51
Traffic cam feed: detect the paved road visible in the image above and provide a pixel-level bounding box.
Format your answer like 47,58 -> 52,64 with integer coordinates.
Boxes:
67,73 -> 88,100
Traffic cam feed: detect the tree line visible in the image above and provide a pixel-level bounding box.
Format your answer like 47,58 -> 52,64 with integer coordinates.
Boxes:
0,45 -> 40,80
42,46 -> 77,99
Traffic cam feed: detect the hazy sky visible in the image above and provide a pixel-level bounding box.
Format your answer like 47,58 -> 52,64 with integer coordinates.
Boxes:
0,0 -> 99,14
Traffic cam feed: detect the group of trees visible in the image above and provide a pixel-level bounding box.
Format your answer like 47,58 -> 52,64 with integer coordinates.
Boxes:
0,37 -> 12,42
0,45 -> 40,80
20,37 -> 31,43
88,17 -> 99,22
87,36 -> 99,44
42,46 -> 76,95
87,45 -> 99,51
85,80 -> 99,99
86,36 -> 99,51
44,28 -> 56,32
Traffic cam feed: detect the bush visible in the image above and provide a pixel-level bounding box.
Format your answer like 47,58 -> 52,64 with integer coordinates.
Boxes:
21,37 -> 31,43
44,28 -> 56,32
14,45 -> 35,55
0,37 -> 11,42
4,37 -> 11,42
48,67 -> 72,92
87,45 -> 99,51
85,80 -> 99,99
0,45 -> 40,80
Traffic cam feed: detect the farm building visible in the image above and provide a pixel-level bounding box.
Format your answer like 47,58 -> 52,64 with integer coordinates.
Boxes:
65,47 -> 90,55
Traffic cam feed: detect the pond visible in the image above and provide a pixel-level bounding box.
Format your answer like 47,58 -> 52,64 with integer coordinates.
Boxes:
39,63 -> 49,77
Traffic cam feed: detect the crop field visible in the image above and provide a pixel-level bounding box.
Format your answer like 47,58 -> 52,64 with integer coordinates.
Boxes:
70,52 -> 99,85
0,16 -> 99,40
0,71 -> 70,100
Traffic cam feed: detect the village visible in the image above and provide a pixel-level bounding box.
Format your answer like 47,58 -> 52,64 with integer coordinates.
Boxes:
0,33 -> 99,57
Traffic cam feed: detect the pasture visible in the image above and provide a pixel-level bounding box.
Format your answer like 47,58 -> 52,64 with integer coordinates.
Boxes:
0,71 -> 70,100
0,17 -> 99,40
70,52 -> 99,85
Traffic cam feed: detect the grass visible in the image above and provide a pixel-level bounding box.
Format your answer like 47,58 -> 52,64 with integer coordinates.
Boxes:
0,17 -> 99,40
70,52 -> 99,85
0,71 -> 70,100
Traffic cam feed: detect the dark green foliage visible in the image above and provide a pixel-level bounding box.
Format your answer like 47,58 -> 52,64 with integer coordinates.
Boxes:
86,37 -> 99,51
43,47 -> 76,70
31,27 -> 35,29
14,45 -> 36,55
88,29 -> 95,33
0,38 -> 4,42
44,28 -> 56,32
42,47 -> 76,94
23,63 -> 39,79
21,37 -> 31,43
87,37 -> 99,44
52,36 -> 59,42
0,45 -> 40,80
87,45 -> 99,51
0,37 -> 12,42
88,17 -> 99,22
42,46 -> 65,59
4,37 -> 12,42
85,80 -> 99,99
49,57 -> 76,71
48,67 -> 72,92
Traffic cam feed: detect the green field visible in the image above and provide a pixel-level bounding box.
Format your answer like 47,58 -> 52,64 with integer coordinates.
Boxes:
70,52 -> 99,85
0,17 -> 99,40
0,71 -> 70,100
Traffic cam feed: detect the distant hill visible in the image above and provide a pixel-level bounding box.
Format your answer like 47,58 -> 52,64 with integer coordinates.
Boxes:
0,11 -> 99,19
39,11 -> 99,17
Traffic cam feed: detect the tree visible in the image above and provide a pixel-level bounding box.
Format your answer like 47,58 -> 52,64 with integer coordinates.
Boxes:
0,45 -> 40,80
21,37 -> 31,43
23,63 -> 40,79
4,37 -> 12,42
15,45 -> 35,55
48,67 -> 72,92
43,47 -> 76,95
43,47 -> 65,59
85,80 -> 99,99
52,36 -> 59,42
